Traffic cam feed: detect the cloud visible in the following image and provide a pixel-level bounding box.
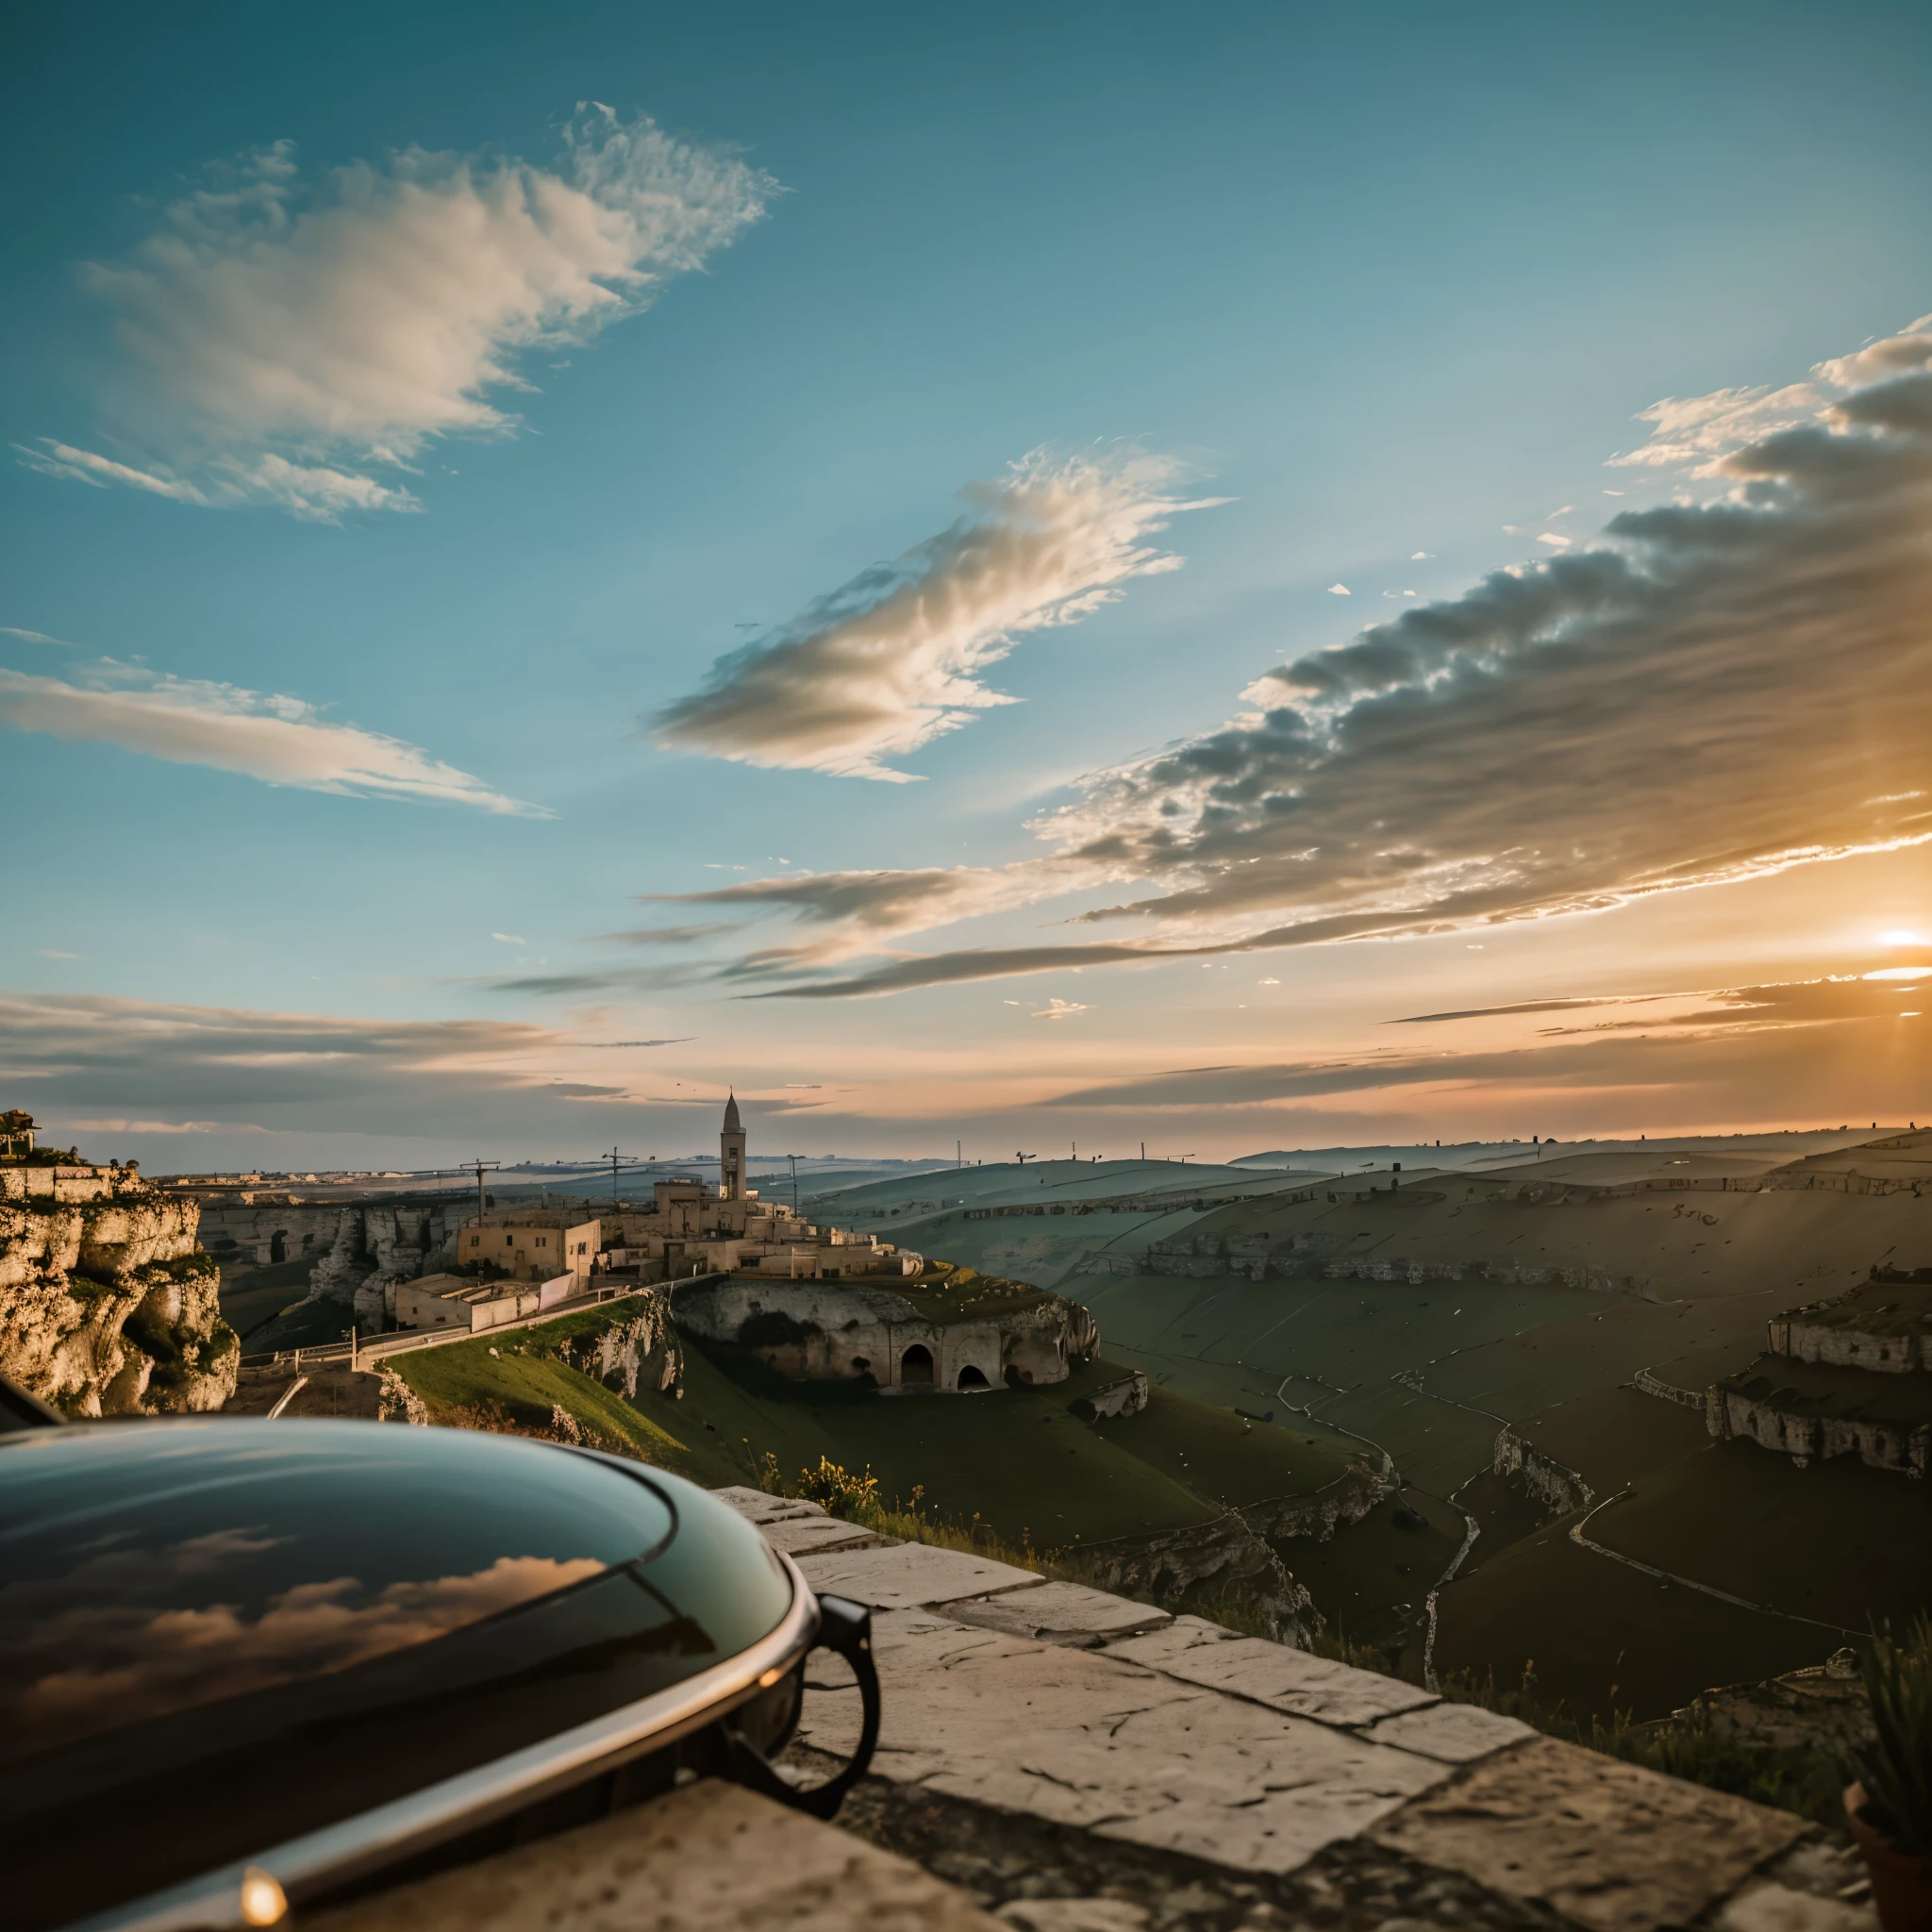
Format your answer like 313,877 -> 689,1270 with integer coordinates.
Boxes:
652,448 -> 1217,780
1327,583 -> 1351,595
594,922 -> 750,947
1032,998 -> 1090,1020
25,108 -> 774,521
36,950 -> 81,960
0,993 -> 639,1157
651,863 -> 1083,939
1,625 -> 78,647
491,932 -> 527,945
0,661 -> 541,813
675,308 -> 1932,1002
1036,972 -> 1932,1113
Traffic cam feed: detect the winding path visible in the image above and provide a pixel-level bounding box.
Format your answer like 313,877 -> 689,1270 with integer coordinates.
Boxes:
1567,1489 -> 1859,1638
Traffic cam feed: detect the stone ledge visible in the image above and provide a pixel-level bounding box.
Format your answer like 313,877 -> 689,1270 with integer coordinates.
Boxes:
1367,1735 -> 1809,1932
308,1776 -> 1002,1932
797,1543 -> 1046,1610
720,1489 -> 1829,1930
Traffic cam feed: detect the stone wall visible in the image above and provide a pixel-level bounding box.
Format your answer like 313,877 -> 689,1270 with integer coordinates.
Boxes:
1491,1427 -> 1594,1516
1706,1383 -> 1931,1476
1768,1308 -> 1932,1374
1633,1366 -> 1706,1407
1136,1240 -> 1655,1298
0,1168 -> 236,1415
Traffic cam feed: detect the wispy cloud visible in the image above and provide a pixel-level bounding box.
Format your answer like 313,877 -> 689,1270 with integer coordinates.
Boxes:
1,625 -> 79,647
24,108 -> 774,521
0,662 -> 542,813
1032,997 -> 1090,1021
673,309 -> 1932,999
491,932 -> 527,945
653,448 -> 1218,781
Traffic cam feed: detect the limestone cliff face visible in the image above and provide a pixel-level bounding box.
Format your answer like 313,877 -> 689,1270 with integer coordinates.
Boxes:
0,1168 -> 237,1415
307,1203 -> 458,1324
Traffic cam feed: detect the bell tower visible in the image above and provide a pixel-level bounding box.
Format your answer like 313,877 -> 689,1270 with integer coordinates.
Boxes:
720,1091 -> 746,1201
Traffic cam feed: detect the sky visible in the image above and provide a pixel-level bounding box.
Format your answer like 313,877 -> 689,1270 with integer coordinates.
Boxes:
4,0 -> 1931,1173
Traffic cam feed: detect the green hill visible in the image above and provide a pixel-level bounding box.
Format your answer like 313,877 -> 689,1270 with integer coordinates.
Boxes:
387,1294 -> 1362,1555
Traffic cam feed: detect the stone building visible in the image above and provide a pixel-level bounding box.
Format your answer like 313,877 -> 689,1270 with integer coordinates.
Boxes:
1,1108 -> 35,1158
599,1097 -> 918,1282
1765,1277 -> 1932,1372
674,1274 -> 1098,1392
719,1091 -> 746,1202
456,1210 -> 601,1285
1707,1274 -> 1932,1476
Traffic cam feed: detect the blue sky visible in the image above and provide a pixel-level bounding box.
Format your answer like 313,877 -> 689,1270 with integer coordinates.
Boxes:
5,1 -> 1931,1169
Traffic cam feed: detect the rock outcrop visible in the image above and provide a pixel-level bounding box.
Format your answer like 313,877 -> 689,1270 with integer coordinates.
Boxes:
307,1202 -> 459,1324
1,1164 -> 236,1415
1491,1427 -> 1594,1516
1068,1458 -> 1390,1648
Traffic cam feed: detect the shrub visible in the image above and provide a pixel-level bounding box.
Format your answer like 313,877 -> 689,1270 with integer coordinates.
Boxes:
1848,1615 -> 1932,1854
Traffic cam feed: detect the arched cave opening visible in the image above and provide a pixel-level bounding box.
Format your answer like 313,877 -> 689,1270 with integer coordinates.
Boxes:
900,1344 -> 934,1386
957,1365 -> 990,1390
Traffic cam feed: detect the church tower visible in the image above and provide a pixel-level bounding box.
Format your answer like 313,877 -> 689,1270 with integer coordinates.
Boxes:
720,1091 -> 746,1201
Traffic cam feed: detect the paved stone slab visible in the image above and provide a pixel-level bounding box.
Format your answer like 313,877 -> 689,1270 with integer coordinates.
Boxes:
714,1484 -> 827,1524
795,1606 -> 1451,1875
763,1514 -> 882,1556
797,1542 -> 1045,1610
310,1776 -> 1001,1931
1097,1613 -> 1240,1661
947,1580 -> 1171,1645
1357,1700 -> 1536,1762
1106,1628 -> 1436,1726
1368,1734 -> 1809,1932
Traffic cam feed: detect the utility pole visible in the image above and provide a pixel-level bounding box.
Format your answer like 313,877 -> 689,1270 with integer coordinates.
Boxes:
787,1153 -> 801,1217
464,1159 -> 501,1222
956,1139 -> 961,1169
596,1145 -> 643,1208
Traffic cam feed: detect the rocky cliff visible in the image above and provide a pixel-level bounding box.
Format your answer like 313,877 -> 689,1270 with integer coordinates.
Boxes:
1,1165 -> 237,1414
306,1201 -> 460,1324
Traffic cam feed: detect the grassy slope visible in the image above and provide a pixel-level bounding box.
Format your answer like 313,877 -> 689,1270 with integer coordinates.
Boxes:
390,1300 -> 1359,1553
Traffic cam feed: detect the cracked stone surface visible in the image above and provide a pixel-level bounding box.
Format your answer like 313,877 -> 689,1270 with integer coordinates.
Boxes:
765,1514 -> 883,1556
798,1543 -> 1047,1610
1106,1628 -> 1437,1727
1357,1703 -> 1537,1763
713,1485 -> 827,1524
313,1776 -> 1001,1931
949,1581 -> 1174,1646
796,1610 -> 1450,1875
1367,1736 -> 1808,1932
724,1499 -> 1820,1929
